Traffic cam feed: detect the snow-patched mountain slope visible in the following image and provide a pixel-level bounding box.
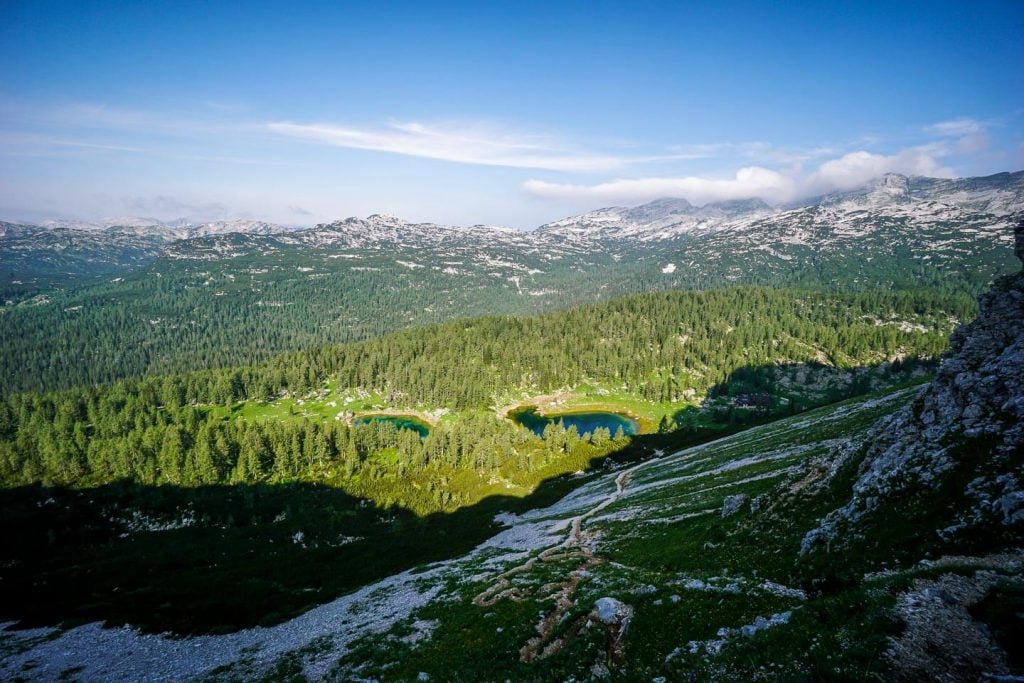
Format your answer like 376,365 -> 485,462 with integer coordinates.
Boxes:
34,217 -> 299,239
537,197 -> 775,240
0,223 -> 168,286
651,189 -> 1020,289
538,171 -> 1024,242
162,212 -> 603,262
5,171 -> 1022,300
291,213 -> 527,249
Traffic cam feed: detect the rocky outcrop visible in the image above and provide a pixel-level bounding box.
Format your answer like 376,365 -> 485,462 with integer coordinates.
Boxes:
721,493 -> 749,517
802,224 -> 1024,552
1016,219 -> 1024,264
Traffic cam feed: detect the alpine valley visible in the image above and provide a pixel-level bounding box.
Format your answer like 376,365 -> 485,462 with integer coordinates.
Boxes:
0,172 -> 1022,682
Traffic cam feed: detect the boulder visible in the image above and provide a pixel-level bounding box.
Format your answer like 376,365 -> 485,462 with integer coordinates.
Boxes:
721,493 -> 750,517
595,597 -> 627,624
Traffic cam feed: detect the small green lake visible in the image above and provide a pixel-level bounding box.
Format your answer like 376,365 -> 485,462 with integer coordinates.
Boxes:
353,415 -> 431,437
509,408 -> 638,437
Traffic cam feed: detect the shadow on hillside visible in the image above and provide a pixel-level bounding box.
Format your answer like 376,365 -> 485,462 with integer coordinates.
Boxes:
0,460 -> 652,637
671,356 -> 933,431
0,358 -> 933,637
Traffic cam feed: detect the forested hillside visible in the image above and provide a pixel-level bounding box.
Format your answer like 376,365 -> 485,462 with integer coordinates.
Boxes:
0,287 -> 968,498
0,237 -> 639,394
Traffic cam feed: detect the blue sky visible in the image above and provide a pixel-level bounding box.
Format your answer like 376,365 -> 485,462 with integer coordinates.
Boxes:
1,1 -> 1022,227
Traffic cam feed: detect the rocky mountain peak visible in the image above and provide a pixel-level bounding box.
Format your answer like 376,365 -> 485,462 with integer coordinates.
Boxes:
623,197 -> 694,222
364,213 -> 407,226
817,173 -> 914,208
698,197 -> 772,216
874,173 -> 910,193
859,173 -> 911,204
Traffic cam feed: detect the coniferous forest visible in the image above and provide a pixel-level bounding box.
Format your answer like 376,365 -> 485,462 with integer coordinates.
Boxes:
1,287 -> 967,501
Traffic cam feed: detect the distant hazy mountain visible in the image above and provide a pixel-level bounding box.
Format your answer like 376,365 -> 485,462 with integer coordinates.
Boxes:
0,222 -> 168,290
8,171 -> 1021,266
536,196 -> 775,240
35,217 -> 299,239
0,218 -> 301,292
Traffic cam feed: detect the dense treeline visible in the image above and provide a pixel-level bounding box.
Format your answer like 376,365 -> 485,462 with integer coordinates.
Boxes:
0,246 -> 637,395
0,392 -> 625,512
0,286 -> 970,499
0,233 -> 1000,395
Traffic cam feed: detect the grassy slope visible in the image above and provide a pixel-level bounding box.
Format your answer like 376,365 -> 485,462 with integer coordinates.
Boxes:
270,386 -> 1018,682
3,384 -> 1019,681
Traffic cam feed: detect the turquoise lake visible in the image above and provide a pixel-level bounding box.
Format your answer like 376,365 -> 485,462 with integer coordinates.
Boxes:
509,408 -> 638,437
352,415 -> 431,437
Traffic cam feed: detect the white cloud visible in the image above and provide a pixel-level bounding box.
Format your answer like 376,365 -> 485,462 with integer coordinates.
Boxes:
269,122 -> 847,173
925,117 -> 984,137
523,166 -> 796,204
805,149 -> 954,193
267,120 -> 643,172
524,148 -> 955,205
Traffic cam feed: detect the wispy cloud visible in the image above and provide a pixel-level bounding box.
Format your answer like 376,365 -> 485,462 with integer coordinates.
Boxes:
44,102 -> 246,137
523,147 -> 956,205
666,141 -> 838,167
0,130 -> 271,165
268,121 -> 847,173
924,117 -> 991,157
266,120 -> 674,172
122,195 -> 230,219
925,117 -> 984,137
0,131 -> 151,155
0,101 -> 271,164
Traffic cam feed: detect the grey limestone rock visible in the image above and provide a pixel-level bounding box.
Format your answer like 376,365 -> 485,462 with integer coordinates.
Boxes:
721,493 -> 750,518
802,228 -> 1024,554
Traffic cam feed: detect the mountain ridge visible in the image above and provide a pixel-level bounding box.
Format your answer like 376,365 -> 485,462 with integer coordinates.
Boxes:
6,170 -> 1022,244
538,170 -> 1024,241
2,171 -> 1021,394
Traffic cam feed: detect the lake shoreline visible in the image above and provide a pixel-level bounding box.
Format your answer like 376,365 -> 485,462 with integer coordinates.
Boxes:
351,408 -> 439,427
508,405 -> 640,438
497,391 -> 651,433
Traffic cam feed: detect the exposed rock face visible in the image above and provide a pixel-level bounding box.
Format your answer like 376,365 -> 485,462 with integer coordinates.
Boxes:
887,568 -> 1018,681
1015,219 -> 1024,265
802,227 -> 1024,552
721,493 -> 750,517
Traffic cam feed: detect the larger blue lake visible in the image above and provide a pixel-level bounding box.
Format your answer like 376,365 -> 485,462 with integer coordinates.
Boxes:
352,415 -> 431,437
509,408 -> 638,437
